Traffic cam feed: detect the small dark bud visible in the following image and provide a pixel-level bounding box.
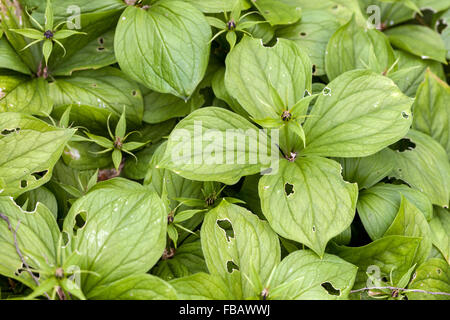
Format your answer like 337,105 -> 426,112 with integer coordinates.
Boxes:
286,152 -> 297,162
114,137 -> 123,149
281,110 -> 292,121
227,19 -> 236,30
44,30 -> 54,39
55,267 -> 64,279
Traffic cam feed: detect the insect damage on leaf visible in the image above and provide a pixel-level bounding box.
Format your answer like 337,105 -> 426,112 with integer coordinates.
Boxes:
0,0 -> 447,302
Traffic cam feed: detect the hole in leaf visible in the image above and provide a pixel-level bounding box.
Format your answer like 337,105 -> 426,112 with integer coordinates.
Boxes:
97,47 -> 105,52
321,282 -> 341,296
1,128 -> 20,135
389,138 -> 416,152
312,226 -> 316,232
32,170 -> 48,180
217,219 -> 234,242
132,90 -> 137,96
401,111 -> 409,119
300,31 -> 307,37
312,64 -> 316,74
73,211 -> 87,235
437,268 -> 442,275
98,37 -> 104,45
226,260 -> 239,273
62,231 -> 70,247
284,183 -> 294,196
20,180 -> 28,188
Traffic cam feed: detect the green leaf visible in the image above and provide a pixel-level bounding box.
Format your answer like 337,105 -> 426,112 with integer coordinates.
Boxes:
44,0 -> 54,30
114,109 -> 126,138
325,15 -> 396,80
412,69 -> 450,159
62,178 -> 167,297
144,142 -> 204,210
259,157 -> 358,257
50,67 -> 144,131
252,0 -> 302,26
357,183 -> 433,240
143,90 -> 204,124
1,1 -> 40,72
429,207 -> 450,264
389,50 -> 445,98
51,30 -> 116,76
225,37 -> 312,119
9,28 -> 44,41
0,78 -> 53,116
85,132 -> 114,149
270,250 -> 357,300
89,274 -> 177,300
152,239 -> 208,281
111,148 -> 122,171
170,272 -> 233,299
53,29 -> 86,40
276,9 -> 340,76
182,0 -> 251,13
211,67 -> 249,118
42,39 -> 53,65
335,148 -> 396,190
384,197 -> 432,266
385,25 -> 447,63
159,107 -> 277,185
0,197 -> 60,289
407,258 -> 450,300
390,130 -> 450,207
115,2 -> 211,99
62,141 -> 112,171
0,113 -> 75,197
330,235 -> 422,297
0,38 -> 32,74
201,200 -> 281,298
301,70 -> 413,158
17,186 -> 58,220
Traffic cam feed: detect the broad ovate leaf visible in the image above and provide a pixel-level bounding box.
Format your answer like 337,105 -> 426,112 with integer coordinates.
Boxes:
0,78 -> 53,116
276,9 -> 340,76
325,16 -> 396,81
270,250 -> 357,300
357,183 -> 433,240
201,200 -> 281,299
225,37 -> 312,119
159,107 -> 278,185
0,112 -> 75,197
412,69 -> 450,159
0,37 -> 31,75
407,258 -> 450,300
89,274 -> 177,300
385,25 -> 447,63
50,67 -> 144,131
330,235 -> 422,298
51,30 -> 117,76
0,197 -> 59,289
143,90 -> 204,124
170,273 -> 234,300
62,178 -> 167,297
301,70 -> 413,158
252,0 -> 302,26
384,197 -> 432,266
259,157 -> 358,257
152,240 -> 207,281
182,0 -> 250,13
429,207 -> 450,264
390,130 -> 450,207
115,1 -> 211,99
335,148 -> 396,190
